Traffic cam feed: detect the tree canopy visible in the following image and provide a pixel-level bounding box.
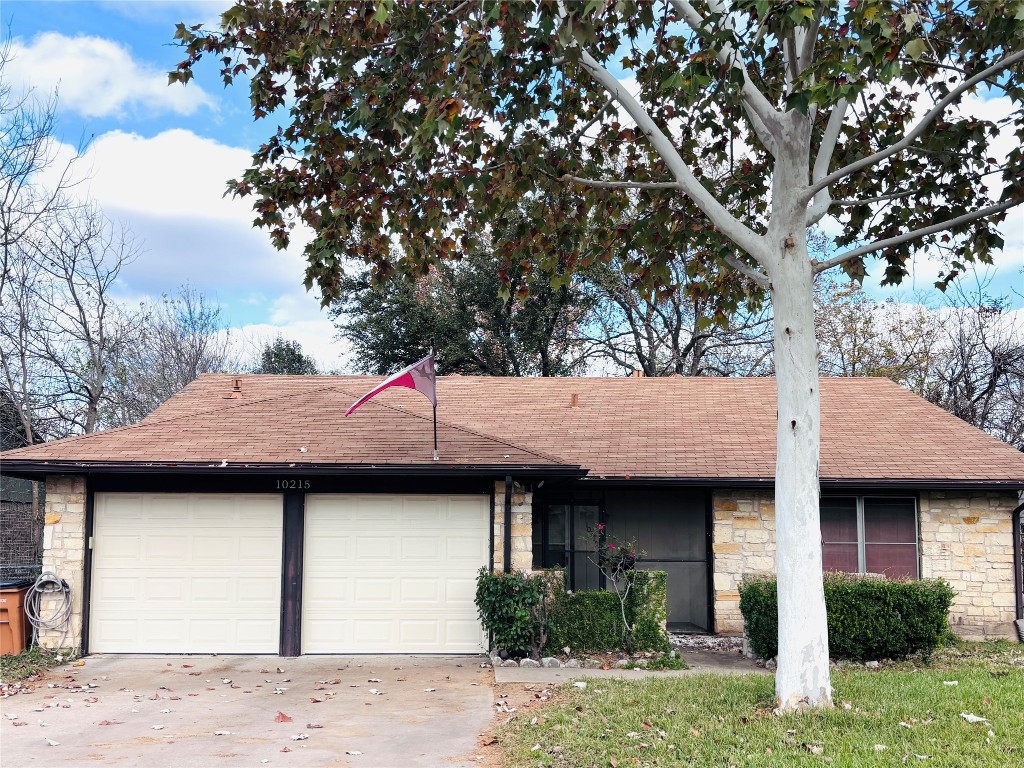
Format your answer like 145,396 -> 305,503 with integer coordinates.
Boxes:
173,0 -> 1022,305
253,337 -> 320,375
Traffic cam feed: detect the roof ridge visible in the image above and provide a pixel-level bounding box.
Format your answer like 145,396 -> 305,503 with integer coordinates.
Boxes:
329,384 -> 575,466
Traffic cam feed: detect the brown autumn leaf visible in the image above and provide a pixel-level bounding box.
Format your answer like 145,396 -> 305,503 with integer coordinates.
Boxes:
97,720 -> 123,726
275,712 -> 293,723
280,747 -> 291,753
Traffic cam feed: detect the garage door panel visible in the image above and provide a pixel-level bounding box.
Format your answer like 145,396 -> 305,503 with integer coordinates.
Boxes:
303,494 -> 487,653
90,493 -> 282,654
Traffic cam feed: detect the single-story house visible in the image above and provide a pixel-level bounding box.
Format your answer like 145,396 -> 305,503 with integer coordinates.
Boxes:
1,374 -> 1022,656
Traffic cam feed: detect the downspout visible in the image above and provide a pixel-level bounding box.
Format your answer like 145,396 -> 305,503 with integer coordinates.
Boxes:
1012,500 -> 1023,639
504,475 -> 513,573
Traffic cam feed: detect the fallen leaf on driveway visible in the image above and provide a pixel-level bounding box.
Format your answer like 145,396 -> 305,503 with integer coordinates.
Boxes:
280,747 -> 291,753
368,689 -> 384,696
97,720 -> 122,726
151,725 -> 165,731
310,697 -> 323,704
46,739 -> 60,746
188,672 -> 201,677
12,722 -> 28,727
291,733 -> 308,741
275,712 -> 293,723
214,730 -> 233,736
424,688 -> 436,692
148,694 -> 161,700
169,696 -> 181,701
346,750 -> 362,755
84,697 -> 98,703
4,714 -> 18,720
160,709 -> 171,714
187,693 -> 199,697
961,713 -> 990,724
367,678 -> 382,683
307,723 -> 323,729
276,667 -> 285,674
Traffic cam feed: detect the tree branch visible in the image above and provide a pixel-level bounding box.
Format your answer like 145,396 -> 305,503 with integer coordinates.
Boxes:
559,174 -> 682,190
723,252 -> 770,288
668,0 -> 781,155
804,47 -> 1024,203
812,198 -> 1024,274
574,48 -> 766,260
806,98 -> 848,224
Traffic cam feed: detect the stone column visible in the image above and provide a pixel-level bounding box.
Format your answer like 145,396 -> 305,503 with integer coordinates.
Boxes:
38,475 -> 87,650
492,480 -> 533,572
711,490 -> 777,634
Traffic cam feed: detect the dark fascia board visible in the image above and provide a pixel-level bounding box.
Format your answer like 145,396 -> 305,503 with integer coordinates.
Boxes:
0,459 -> 586,481
574,475 -> 1024,492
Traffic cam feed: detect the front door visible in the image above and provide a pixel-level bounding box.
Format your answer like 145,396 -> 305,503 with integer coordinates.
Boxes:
540,501 -> 602,591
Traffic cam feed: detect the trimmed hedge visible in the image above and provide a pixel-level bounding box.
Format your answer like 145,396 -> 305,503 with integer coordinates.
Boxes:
544,568 -> 670,654
738,572 -> 955,662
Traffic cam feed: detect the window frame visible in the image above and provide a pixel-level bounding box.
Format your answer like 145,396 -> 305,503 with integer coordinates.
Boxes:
820,494 -> 920,578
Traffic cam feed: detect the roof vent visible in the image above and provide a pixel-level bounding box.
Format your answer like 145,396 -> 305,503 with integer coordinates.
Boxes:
228,377 -> 242,399
570,393 -> 580,408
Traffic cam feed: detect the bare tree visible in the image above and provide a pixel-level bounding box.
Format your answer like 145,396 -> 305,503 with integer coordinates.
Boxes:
584,255 -> 773,376
27,205 -> 141,436
0,40 -> 79,296
925,290 -> 1024,451
106,285 -> 239,426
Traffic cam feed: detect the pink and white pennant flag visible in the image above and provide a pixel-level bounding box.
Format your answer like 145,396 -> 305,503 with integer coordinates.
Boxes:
344,354 -> 437,416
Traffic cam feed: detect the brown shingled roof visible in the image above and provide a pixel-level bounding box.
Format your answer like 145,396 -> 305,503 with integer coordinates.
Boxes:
3,374 -> 1023,485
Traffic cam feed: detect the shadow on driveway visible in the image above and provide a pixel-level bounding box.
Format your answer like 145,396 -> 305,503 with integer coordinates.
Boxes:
2,654 -> 494,767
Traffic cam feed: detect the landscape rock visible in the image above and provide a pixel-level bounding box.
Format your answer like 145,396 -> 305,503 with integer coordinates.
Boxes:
615,659 -> 632,669
865,661 -> 880,669
564,659 -> 581,668
540,658 -> 560,668
519,658 -> 540,668
501,659 -> 520,668
582,659 -> 603,669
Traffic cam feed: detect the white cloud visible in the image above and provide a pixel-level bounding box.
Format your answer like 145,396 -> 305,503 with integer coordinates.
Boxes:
6,32 -> 216,118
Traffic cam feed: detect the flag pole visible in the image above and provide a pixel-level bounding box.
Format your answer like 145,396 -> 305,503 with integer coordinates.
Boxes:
432,403 -> 439,462
431,340 -> 439,461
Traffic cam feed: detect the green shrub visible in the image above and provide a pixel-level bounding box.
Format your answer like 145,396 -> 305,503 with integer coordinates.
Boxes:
739,573 -> 956,661
474,568 -> 549,658
544,568 -> 670,654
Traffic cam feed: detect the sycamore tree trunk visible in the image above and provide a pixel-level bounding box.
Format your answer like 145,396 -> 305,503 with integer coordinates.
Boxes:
766,114 -> 832,710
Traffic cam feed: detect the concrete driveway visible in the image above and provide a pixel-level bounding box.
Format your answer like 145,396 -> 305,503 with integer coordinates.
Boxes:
2,655 -> 494,767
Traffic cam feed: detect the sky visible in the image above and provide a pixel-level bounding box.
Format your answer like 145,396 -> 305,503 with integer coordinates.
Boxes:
4,1 -> 1023,373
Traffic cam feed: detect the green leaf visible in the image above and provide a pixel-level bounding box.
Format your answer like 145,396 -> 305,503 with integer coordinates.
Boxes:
905,38 -> 929,62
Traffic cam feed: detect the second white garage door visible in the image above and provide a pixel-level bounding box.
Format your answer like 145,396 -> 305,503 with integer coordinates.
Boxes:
302,494 -> 488,653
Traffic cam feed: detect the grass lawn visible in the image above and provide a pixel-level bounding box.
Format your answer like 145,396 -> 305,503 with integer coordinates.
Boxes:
500,643 -> 1024,767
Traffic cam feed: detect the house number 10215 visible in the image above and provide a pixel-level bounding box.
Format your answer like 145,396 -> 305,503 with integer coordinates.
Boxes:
276,479 -> 310,489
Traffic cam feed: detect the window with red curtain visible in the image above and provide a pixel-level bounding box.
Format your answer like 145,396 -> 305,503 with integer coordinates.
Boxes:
864,498 -> 918,579
821,497 -> 858,572
819,496 -> 918,579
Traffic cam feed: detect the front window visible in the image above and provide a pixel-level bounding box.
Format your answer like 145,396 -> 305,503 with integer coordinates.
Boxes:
820,496 -> 918,579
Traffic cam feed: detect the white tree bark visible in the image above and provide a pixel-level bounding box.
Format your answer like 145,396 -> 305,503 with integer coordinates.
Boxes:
768,247 -> 832,709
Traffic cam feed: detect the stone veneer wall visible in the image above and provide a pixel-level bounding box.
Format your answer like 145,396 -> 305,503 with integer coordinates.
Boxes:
39,475 -> 86,650
711,490 -> 776,634
919,491 -> 1018,640
492,480 -> 533,572
711,488 -> 1019,640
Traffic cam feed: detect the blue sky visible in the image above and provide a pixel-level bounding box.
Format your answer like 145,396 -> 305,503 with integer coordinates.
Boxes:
4,1 -> 1022,371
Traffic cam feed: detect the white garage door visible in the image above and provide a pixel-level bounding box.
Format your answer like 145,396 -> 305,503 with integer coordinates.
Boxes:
302,494 -> 488,653
90,493 -> 282,653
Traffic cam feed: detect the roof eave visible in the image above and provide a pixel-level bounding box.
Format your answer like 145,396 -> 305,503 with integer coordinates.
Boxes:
0,459 -> 586,481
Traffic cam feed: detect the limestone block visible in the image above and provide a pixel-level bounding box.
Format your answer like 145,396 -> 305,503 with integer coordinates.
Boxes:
714,498 -> 739,512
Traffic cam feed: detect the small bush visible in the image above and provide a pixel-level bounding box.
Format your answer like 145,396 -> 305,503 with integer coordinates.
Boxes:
545,568 -> 670,654
739,572 -> 955,661
474,568 -> 549,658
